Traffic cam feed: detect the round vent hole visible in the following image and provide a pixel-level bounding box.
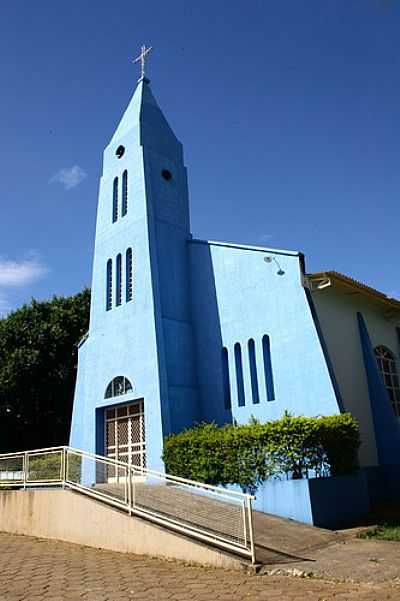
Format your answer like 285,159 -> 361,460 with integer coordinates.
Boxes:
162,169 -> 172,181
116,145 -> 125,159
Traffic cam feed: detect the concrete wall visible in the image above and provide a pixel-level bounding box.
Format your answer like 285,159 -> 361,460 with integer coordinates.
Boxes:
311,284 -> 400,467
0,489 -> 246,571
230,472 -> 370,529
189,241 -> 341,426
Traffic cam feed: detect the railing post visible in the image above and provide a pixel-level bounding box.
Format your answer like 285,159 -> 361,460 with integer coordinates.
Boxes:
61,447 -> 67,488
242,500 -> 247,550
23,452 -> 28,490
128,467 -> 132,515
247,496 -> 256,565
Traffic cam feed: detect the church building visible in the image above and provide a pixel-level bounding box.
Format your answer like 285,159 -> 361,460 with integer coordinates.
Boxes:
70,64 -> 400,503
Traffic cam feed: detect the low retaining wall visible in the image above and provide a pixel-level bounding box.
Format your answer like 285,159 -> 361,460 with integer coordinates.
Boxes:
230,471 -> 370,529
252,472 -> 370,529
0,489 -> 246,570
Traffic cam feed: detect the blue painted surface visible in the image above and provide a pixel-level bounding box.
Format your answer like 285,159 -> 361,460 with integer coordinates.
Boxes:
357,313 -> 400,467
248,339 -> 260,405
70,78 -> 199,471
70,77 -> 342,479
188,240 -> 341,426
230,473 -> 369,528
253,479 -> 314,524
308,472 -> 370,528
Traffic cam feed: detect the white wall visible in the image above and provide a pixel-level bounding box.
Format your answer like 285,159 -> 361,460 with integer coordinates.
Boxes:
311,283 -> 400,468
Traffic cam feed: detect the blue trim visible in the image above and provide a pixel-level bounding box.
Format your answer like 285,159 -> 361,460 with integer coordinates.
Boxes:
112,177 -> 118,223
234,343 -> 245,407
188,238 -> 300,257
126,248 -> 133,302
248,339 -> 260,404
106,259 -> 112,311
122,170 -> 128,216
221,347 -> 231,410
116,254 -> 122,306
262,335 -> 275,401
95,407 -> 105,456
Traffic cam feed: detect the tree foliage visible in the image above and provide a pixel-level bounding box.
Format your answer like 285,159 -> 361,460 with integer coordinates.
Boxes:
163,413 -> 360,493
0,289 -> 90,452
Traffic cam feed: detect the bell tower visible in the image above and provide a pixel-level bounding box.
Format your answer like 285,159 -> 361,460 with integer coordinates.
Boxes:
70,57 -> 199,470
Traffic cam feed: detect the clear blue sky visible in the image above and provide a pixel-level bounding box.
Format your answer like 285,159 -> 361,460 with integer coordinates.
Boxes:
1,0 -> 399,314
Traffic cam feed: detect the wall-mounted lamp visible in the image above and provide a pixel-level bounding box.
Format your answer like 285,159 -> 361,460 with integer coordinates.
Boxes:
264,256 -> 285,276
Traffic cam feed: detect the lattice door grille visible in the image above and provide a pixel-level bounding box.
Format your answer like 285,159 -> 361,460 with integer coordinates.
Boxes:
105,400 -> 146,478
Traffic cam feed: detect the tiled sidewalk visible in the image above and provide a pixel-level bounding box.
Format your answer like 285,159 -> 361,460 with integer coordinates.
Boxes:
0,532 -> 398,601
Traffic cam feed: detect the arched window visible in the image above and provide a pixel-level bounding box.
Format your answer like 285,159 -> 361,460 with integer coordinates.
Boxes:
248,339 -> 260,404
262,335 -> 275,401
106,259 -> 112,311
126,248 -> 133,302
122,170 -> 128,216
112,177 -> 118,223
221,347 -> 231,409
234,343 -> 245,407
116,254 -> 122,306
375,346 -> 400,417
105,376 -> 133,399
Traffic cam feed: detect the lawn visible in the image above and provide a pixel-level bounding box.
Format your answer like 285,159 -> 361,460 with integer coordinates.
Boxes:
358,524 -> 400,541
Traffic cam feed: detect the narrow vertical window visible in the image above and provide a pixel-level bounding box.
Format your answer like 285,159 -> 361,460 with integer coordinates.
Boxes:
234,343 -> 245,407
126,248 -> 133,302
112,177 -> 118,223
248,339 -> 260,404
106,259 -> 112,311
222,347 -> 231,409
122,170 -> 128,216
116,254 -> 122,306
262,335 -> 275,401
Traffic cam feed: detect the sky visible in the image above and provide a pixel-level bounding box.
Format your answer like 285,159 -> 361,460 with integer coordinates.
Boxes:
0,0 -> 399,315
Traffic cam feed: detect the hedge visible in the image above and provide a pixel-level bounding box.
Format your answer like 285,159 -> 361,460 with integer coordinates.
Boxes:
163,413 -> 360,493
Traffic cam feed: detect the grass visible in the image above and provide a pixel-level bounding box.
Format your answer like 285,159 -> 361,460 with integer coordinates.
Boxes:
358,523 -> 400,541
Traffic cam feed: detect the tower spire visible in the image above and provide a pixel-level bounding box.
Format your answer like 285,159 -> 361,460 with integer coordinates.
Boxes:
133,44 -> 153,82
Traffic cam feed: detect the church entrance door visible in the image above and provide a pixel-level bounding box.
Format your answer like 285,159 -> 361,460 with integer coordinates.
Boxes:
105,400 -> 146,482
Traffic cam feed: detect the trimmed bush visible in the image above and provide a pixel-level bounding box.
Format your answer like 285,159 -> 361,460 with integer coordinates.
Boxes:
163,413 -> 360,493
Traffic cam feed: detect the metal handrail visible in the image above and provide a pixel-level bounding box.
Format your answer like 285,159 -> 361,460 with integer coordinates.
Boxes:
0,445 -> 256,564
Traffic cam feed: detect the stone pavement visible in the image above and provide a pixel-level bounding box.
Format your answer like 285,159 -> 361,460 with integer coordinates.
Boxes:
1,532 -> 399,601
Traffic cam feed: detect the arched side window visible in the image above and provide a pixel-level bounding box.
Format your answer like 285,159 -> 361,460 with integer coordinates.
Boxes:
116,254 -> 122,306
126,248 -> 133,302
375,346 -> 400,417
106,259 -> 112,311
105,376 -> 133,399
112,177 -> 118,223
122,170 -> 128,217
262,335 -> 275,401
248,339 -> 260,404
221,347 -> 231,409
234,342 -> 245,407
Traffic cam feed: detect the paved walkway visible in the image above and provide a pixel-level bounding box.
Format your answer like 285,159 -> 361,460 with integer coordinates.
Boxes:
1,532 -> 399,601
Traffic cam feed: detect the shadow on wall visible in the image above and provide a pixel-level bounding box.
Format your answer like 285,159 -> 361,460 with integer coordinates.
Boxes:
189,243 -> 233,426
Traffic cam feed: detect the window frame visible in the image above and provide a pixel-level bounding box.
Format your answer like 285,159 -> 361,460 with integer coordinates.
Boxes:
375,345 -> 400,417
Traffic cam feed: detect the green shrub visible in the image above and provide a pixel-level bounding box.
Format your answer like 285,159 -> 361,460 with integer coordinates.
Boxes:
27,453 -> 63,481
163,413 -> 360,492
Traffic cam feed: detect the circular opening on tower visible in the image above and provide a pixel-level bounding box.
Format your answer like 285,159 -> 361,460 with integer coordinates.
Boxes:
116,145 -> 125,159
161,169 -> 172,181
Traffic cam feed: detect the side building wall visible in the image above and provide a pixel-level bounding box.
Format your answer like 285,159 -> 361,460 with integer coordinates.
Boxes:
310,285 -> 400,468
188,240 -> 341,426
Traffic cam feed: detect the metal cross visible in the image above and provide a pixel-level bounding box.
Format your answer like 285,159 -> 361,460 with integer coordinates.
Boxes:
133,44 -> 153,80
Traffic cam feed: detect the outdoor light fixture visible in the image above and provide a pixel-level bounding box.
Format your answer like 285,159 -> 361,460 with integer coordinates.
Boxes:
264,256 -> 285,276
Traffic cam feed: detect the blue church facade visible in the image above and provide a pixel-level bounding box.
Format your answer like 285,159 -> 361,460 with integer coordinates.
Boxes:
70,76 -> 400,515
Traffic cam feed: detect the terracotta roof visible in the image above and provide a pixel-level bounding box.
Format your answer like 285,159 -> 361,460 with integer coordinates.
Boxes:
307,271 -> 400,312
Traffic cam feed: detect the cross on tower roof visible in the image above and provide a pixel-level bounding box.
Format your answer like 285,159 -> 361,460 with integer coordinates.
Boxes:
133,44 -> 153,81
